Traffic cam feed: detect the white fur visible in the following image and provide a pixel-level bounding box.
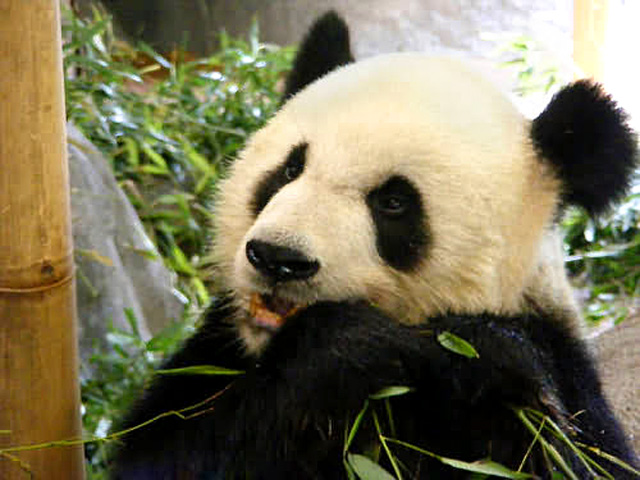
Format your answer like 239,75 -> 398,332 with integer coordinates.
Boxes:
211,54 -> 568,353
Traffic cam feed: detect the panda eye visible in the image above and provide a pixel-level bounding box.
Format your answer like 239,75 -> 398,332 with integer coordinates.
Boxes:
282,143 -> 307,182
284,160 -> 304,181
251,142 -> 308,216
365,175 -> 427,271
376,194 -> 408,216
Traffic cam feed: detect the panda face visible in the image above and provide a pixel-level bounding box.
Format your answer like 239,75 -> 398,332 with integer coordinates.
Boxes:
212,54 -> 562,354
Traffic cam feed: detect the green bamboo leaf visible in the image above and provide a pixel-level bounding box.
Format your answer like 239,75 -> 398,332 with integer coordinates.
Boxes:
75,248 -> 114,267
195,172 -> 214,195
369,386 -> 413,400
140,143 -> 168,170
438,458 -> 532,479
344,458 -> 357,480
191,277 -> 210,305
155,193 -> 190,206
141,210 -> 185,221
122,137 -> 139,167
169,245 -> 196,275
122,246 -> 160,261
437,331 -> 479,358
183,141 -> 215,175
124,308 -> 141,338
63,17 -> 110,52
576,442 -> 640,477
139,165 -> 170,176
157,365 -> 244,376
347,454 -> 396,480
383,438 -> 531,479
113,69 -> 143,83
514,409 -> 578,480
345,400 -> 369,453
137,42 -> 173,70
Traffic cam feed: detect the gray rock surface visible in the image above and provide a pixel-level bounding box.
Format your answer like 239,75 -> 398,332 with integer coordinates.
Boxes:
594,316 -> 640,452
68,124 -> 184,362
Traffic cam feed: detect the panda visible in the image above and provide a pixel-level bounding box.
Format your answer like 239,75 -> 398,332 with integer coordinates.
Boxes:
111,11 -> 639,479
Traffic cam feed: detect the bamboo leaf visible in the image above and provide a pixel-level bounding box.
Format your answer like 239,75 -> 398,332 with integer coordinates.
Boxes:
157,365 -> 245,376
369,386 -> 412,400
345,400 -> 369,453
137,42 -> 173,70
183,141 -> 215,175
372,411 -> 403,479
191,277 -> 210,305
139,165 -> 170,176
347,454 -> 396,480
140,143 -> 168,170
122,245 -> 159,261
122,137 -> 139,167
437,331 -> 479,358
383,438 -> 532,479
169,245 -> 196,275
438,458 -> 533,479
124,308 -> 141,338
76,248 -> 114,267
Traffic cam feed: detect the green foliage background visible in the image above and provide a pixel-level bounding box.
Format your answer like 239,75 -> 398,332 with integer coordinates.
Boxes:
65,7 -> 294,308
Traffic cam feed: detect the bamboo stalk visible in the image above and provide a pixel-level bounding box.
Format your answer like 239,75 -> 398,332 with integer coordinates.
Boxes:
574,0 -> 610,80
0,1 -> 84,478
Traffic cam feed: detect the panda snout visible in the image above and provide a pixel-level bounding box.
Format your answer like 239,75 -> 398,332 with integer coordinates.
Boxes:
245,239 -> 320,282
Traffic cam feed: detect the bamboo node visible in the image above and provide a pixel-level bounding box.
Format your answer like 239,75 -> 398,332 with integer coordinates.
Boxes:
41,262 -> 55,277
0,271 -> 74,294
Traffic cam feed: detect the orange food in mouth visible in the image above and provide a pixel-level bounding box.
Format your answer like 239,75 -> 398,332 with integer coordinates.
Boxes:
249,293 -> 302,329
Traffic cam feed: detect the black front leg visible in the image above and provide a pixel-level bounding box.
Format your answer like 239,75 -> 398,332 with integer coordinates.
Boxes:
111,300 -> 637,479
224,304 -> 638,479
111,300 -> 432,479
217,301 -> 427,478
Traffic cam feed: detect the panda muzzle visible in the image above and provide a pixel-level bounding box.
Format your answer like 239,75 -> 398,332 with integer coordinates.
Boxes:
249,292 -> 303,329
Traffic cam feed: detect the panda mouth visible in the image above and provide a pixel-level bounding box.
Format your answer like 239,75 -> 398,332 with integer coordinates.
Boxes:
249,292 -> 304,330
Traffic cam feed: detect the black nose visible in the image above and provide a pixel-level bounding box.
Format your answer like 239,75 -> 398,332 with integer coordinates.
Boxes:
246,240 -> 319,282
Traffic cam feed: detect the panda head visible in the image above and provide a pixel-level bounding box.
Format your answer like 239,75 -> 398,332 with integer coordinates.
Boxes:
212,12 -> 637,354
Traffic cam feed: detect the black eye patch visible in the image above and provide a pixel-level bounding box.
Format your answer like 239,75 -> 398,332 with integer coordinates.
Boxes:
251,143 -> 308,216
366,175 -> 427,271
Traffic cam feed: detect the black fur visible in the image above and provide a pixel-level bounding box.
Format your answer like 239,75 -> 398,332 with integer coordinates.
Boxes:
110,300 -> 637,479
283,10 -> 354,101
366,175 -> 428,270
531,80 -> 638,216
251,142 -> 308,216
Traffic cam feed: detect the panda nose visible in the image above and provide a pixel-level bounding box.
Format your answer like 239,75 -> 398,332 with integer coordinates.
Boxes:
246,240 -> 319,282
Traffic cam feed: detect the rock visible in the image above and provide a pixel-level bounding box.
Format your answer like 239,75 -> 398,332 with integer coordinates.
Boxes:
67,124 -> 184,363
594,314 -> 640,452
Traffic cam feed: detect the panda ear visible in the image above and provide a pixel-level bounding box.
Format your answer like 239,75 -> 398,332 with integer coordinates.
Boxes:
531,80 -> 638,216
282,10 -> 354,101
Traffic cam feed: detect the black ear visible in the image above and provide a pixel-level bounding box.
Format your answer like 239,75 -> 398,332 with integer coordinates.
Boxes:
283,11 -> 354,101
531,80 -> 638,216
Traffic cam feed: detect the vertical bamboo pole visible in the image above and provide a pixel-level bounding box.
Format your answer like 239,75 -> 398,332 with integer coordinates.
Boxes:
0,1 -> 84,478
574,0 -> 610,80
